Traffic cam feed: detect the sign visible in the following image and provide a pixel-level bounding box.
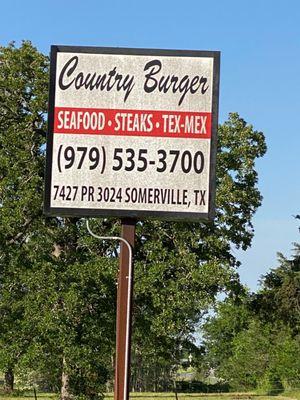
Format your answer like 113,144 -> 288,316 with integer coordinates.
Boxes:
44,46 -> 220,220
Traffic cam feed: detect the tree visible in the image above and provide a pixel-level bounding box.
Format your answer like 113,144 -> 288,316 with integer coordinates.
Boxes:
251,231 -> 300,389
130,113 -> 266,386
252,243 -> 300,332
0,42 -> 118,399
18,243 -> 117,399
222,320 -> 273,390
271,328 -> 300,388
201,292 -> 251,373
201,221 -> 300,392
0,40 -> 49,393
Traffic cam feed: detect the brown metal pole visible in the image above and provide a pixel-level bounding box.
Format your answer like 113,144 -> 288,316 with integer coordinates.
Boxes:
114,218 -> 136,400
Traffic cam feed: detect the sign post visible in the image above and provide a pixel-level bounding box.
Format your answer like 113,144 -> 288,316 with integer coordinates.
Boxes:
115,219 -> 135,400
86,218 -> 135,400
44,45 -> 220,400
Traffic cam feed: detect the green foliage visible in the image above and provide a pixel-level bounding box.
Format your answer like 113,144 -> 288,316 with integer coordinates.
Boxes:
271,329 -> 300,388
223,320 -> 273,390
0,41 -> 49,388
202,227 -> 300,392
202,294 -> 251,371
0,42 -> 118,398
17,254 -> 117,395
216,113 -> 267,251
257,370 -> 284,396
0,40 -> 48,241
252,243 -> 300,332
131,113 -> 266,389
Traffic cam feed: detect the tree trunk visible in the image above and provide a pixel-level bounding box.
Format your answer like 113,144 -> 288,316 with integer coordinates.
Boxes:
4,368 -> 14,393
61,356 -> 71,400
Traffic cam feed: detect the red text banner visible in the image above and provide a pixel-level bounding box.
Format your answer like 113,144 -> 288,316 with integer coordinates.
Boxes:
54,107 -> 212,139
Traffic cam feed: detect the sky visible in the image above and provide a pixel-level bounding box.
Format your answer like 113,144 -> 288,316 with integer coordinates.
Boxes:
1,0 -> 299,291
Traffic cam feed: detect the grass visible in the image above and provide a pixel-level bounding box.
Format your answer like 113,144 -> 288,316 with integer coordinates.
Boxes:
124,392 -> 300,400
281,390 -> 300,400
0,391 -> 299,400
0,392 -> 57,400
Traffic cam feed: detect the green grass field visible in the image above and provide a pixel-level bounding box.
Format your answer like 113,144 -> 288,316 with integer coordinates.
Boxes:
0,392 -> 299,400
0,393 -> 56,400
125,393 -> 300,400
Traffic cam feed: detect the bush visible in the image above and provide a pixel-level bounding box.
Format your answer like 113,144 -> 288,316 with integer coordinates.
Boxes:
257,370 -> 284,396
175,380 -> 230,393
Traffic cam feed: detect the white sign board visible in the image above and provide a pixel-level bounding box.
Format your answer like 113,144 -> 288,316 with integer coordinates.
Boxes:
44,46 -> 220,220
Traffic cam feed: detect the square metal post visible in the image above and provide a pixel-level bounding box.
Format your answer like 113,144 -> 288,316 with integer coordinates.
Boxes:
114,218 -> 136,400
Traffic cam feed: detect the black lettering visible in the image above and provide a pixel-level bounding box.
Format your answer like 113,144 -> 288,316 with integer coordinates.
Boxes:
200,77 -> 209,94
170,75 -> 179,89
199,190 -> 206,205
158,76 -> 172,93
122,75 -> 135,102
148,188 -> 153,203
154,188 -> 160,204
95,74 -> 107,90
58,57 -> 134,102
59,56 -> 78,90
143,59 -> 209,105
83,72 -> 97,90
107,67 -> 117,89
131,188 -> 137,203
183,190 -> 188,205
138,188 -> 147,203
176,189 -> 182,205
171,189 -> 176,204
125,188 -> 130,203
81,185 -> 88,201
190,76 -> 200,93
160,189 -> 168,204
178,76 -> 190,106
88,186 -> 95,201
144,59 -> 161,93
75,72 -> 84,89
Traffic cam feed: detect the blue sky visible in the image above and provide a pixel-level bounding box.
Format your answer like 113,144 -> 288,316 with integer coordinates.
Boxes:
1,0 -> 299,290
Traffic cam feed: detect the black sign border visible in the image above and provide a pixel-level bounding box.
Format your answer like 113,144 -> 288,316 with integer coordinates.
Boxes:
44,45 -> 220,221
